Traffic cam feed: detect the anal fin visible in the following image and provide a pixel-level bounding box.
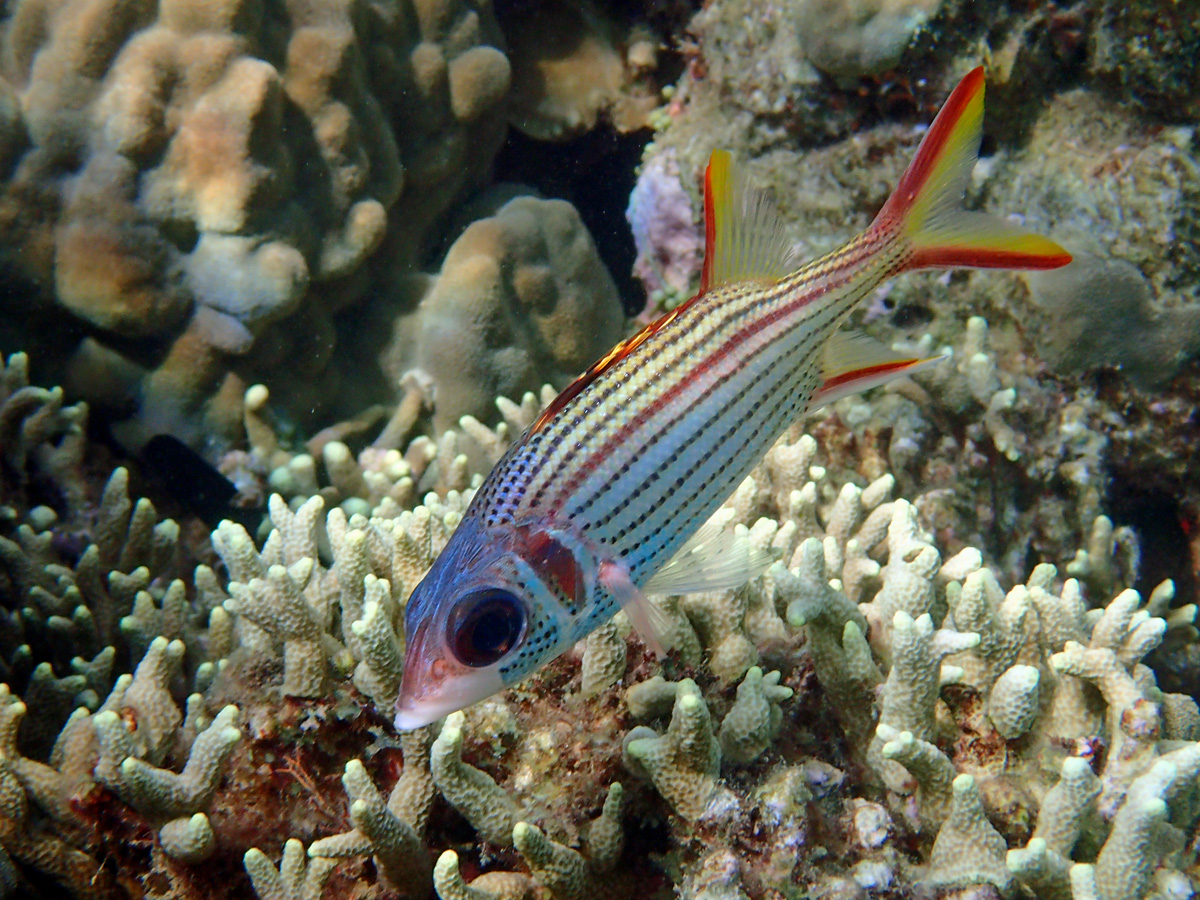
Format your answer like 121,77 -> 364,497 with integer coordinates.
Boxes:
810,330 -> 946,412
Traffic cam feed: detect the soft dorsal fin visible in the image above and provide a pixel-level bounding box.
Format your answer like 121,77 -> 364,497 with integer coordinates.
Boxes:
809,330 -> 947,412
700,150 -> 798,293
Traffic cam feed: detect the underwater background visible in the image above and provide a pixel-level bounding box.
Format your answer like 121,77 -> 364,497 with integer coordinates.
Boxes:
0,0 -> 1198,896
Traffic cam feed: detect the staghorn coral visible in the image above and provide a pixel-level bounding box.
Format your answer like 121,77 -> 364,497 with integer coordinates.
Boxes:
717,667 -> 792,766
926,773 -> 1012,894
245,839 -> 336,900
0,351 -> 89,517
306,757 -> 430,893
622,678 -> 723,822
434,850 -> 536,900
431,711 -> 521,847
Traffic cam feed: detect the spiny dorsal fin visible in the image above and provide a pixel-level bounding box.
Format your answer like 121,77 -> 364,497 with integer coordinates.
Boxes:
809,330 -> 947,412
700,150 -> 798,293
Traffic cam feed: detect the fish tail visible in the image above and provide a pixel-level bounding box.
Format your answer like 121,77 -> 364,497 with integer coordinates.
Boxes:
872,66 -> 1072,272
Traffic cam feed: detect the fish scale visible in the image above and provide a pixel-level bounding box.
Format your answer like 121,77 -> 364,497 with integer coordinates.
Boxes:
503,234 -> 895,574
395,67 -> 1073,729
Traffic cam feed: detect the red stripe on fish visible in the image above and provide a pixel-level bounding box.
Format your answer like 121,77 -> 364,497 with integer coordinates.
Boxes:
515,526 -> 585,610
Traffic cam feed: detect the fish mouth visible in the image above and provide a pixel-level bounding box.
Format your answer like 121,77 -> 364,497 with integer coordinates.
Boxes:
393,622 -> 504,731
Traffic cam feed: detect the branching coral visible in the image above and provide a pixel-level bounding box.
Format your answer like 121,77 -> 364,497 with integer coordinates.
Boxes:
623,678 -> 722,821
1,373 -> 1198,900
0,351 -> 88,516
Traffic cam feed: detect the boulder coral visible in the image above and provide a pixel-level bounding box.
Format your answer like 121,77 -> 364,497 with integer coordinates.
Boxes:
499,0 -> 660,140
380,195 -> 626,435
0,0 -> 513,447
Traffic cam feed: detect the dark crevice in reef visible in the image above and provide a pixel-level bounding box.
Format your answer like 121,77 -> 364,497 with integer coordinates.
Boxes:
493,124 -> 653,317
1107,481 -> 1196,605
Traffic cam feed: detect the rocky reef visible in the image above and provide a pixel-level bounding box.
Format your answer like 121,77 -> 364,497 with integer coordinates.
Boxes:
0,0 -> 652,452
628,0 -> 1200,599
1,0 -> 1199,896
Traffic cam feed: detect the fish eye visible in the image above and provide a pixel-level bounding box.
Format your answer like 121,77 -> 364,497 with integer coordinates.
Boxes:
447,589 -> 526,667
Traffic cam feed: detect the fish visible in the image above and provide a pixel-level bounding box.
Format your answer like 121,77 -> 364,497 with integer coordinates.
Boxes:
393,66 -> 1071,730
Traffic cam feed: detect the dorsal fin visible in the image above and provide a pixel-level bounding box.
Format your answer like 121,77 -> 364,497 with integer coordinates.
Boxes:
700,150 -> 797,293
529,151 -> 797,437
529,313 -> 679,434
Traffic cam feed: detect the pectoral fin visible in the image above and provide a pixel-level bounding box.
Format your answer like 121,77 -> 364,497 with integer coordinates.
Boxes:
644,511 -> 775,595
599,560 -> 674,658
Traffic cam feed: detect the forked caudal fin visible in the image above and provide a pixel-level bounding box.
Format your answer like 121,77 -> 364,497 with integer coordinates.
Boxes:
872,66 -> 1072,272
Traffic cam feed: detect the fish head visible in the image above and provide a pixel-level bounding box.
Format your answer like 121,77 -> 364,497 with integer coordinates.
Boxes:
394,517 -> 579,729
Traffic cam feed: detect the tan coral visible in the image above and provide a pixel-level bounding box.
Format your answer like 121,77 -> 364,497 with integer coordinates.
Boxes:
502,0 -> 658,140
382,195 -> 625,434
2,0 -> 515,447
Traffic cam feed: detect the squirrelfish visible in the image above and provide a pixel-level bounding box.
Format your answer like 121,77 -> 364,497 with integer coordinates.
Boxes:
394,67 -> 1071,729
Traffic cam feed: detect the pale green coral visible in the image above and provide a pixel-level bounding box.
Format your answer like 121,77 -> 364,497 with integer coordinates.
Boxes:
580,620 -> 626,698
717,667 -> 792,765
623,679 -> 722,820
3,351 -> 1200,900
433,850 -> 536,900
245,840 -> 336,900
308,758 -> 429,890
431,712 -> 521,846
512,822 -> 589,900
927,774 -> 1013,895
987,663 -> 1041,739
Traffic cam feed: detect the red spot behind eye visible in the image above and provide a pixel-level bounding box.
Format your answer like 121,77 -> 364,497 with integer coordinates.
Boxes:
516,527 -> 584,608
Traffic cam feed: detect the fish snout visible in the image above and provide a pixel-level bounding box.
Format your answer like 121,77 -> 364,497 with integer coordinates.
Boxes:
393,619 -> 504,730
